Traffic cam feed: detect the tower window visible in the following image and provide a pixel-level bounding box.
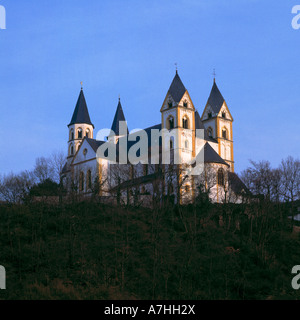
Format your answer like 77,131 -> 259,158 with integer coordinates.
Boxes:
86,129 -> 90,138
168,117 -> 174,130
222,112 -> 226,118
170,139 -> 173,149
207,127 -> 213,138
168,101 -> 173,108
222,129 -> 227,139
182,117 -> 189,129
183,101 -> 188,108
217,168 -> 224,186
69,144 -> 74,155
78,128 -> 83,139
208,112 -> 212,119
70,129 -> 74,140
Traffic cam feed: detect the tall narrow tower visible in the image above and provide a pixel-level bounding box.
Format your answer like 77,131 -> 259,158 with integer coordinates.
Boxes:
160,71 -> 196,164
67,87 -> 94,164
201,79 -> 234,171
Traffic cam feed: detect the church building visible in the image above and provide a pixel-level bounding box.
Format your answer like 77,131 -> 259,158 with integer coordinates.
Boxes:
61,71 -> 249,205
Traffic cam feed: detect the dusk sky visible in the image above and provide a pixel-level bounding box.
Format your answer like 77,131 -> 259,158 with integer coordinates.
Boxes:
0,0 -> 299,175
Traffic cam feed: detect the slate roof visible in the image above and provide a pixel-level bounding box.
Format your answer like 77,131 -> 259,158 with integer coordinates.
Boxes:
85,137 -> 106,153
200,142 -> 229,166
195,110 -> 217,143
69,89 -> 94,127
110,100 -> 129,136
167,71 -> 187,103
228,172 -> 251,195
206,80 -> 225,115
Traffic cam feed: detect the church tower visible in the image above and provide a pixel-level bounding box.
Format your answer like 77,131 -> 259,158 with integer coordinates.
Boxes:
67,86 -> 94,164
108,98 -> 129,144
160,71 -> 196,164
201,79 -> 234,171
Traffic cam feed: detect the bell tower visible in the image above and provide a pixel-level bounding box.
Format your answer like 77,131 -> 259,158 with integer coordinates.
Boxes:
67,85 -> 94,164
160,71 -> 196,164
201,79 -> 234,171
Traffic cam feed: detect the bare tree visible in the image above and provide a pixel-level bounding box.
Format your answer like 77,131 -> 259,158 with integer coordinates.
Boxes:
0,171 -> 35,204
279,156 -> 300,203
33,157 -> 54,183
49,151 -> 66,184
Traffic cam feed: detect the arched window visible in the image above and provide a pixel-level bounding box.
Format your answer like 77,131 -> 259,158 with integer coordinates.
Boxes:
86,170 -> 92,190
79,172 -> 84,191
78,128 -> 83,139
207,127 -> 213,138
170,139 -> 173,149
217,168 -> 224,186
183,100 -> 188,108
182,116 -> 189,129
185,140 -> 189,149
70,129 -> 74,141
168,116 -> 174,130
86,129 -> 90,138
168,101 -> 173,108
69,144 -> 74,155
222,128 -> 228,139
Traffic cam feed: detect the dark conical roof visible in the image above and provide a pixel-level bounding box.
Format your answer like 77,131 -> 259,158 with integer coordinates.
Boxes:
206,80 -> 225,114
110,99 -> 129,136
168,71 -> 187,103
69,89 -> 94,127
203,142 -> 229,166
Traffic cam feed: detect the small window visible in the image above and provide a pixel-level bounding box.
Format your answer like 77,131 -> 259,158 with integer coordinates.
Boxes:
70,144 -> 74,155
222,129 -> 227,139
70,130 -> 74,140
168,117 -> 174,130
217,168 -> 224,186
168,101 -> 173,108
222,112 -> 226,118
183,101 -> 188,108
182,117 -> 189,129
208,112 -> 212,119
83,148 -> 88,156
170,139 -> 173,149
78,128 -> 83,139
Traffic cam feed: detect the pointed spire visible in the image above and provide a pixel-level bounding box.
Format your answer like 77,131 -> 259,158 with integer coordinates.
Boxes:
206,80 -> 225,114
68,88 -> 94,127
110,98 -> 129,136
168,71 -> 186,103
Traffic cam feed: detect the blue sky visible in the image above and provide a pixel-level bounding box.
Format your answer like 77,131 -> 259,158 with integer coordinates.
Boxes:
0,0 -> 299,175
